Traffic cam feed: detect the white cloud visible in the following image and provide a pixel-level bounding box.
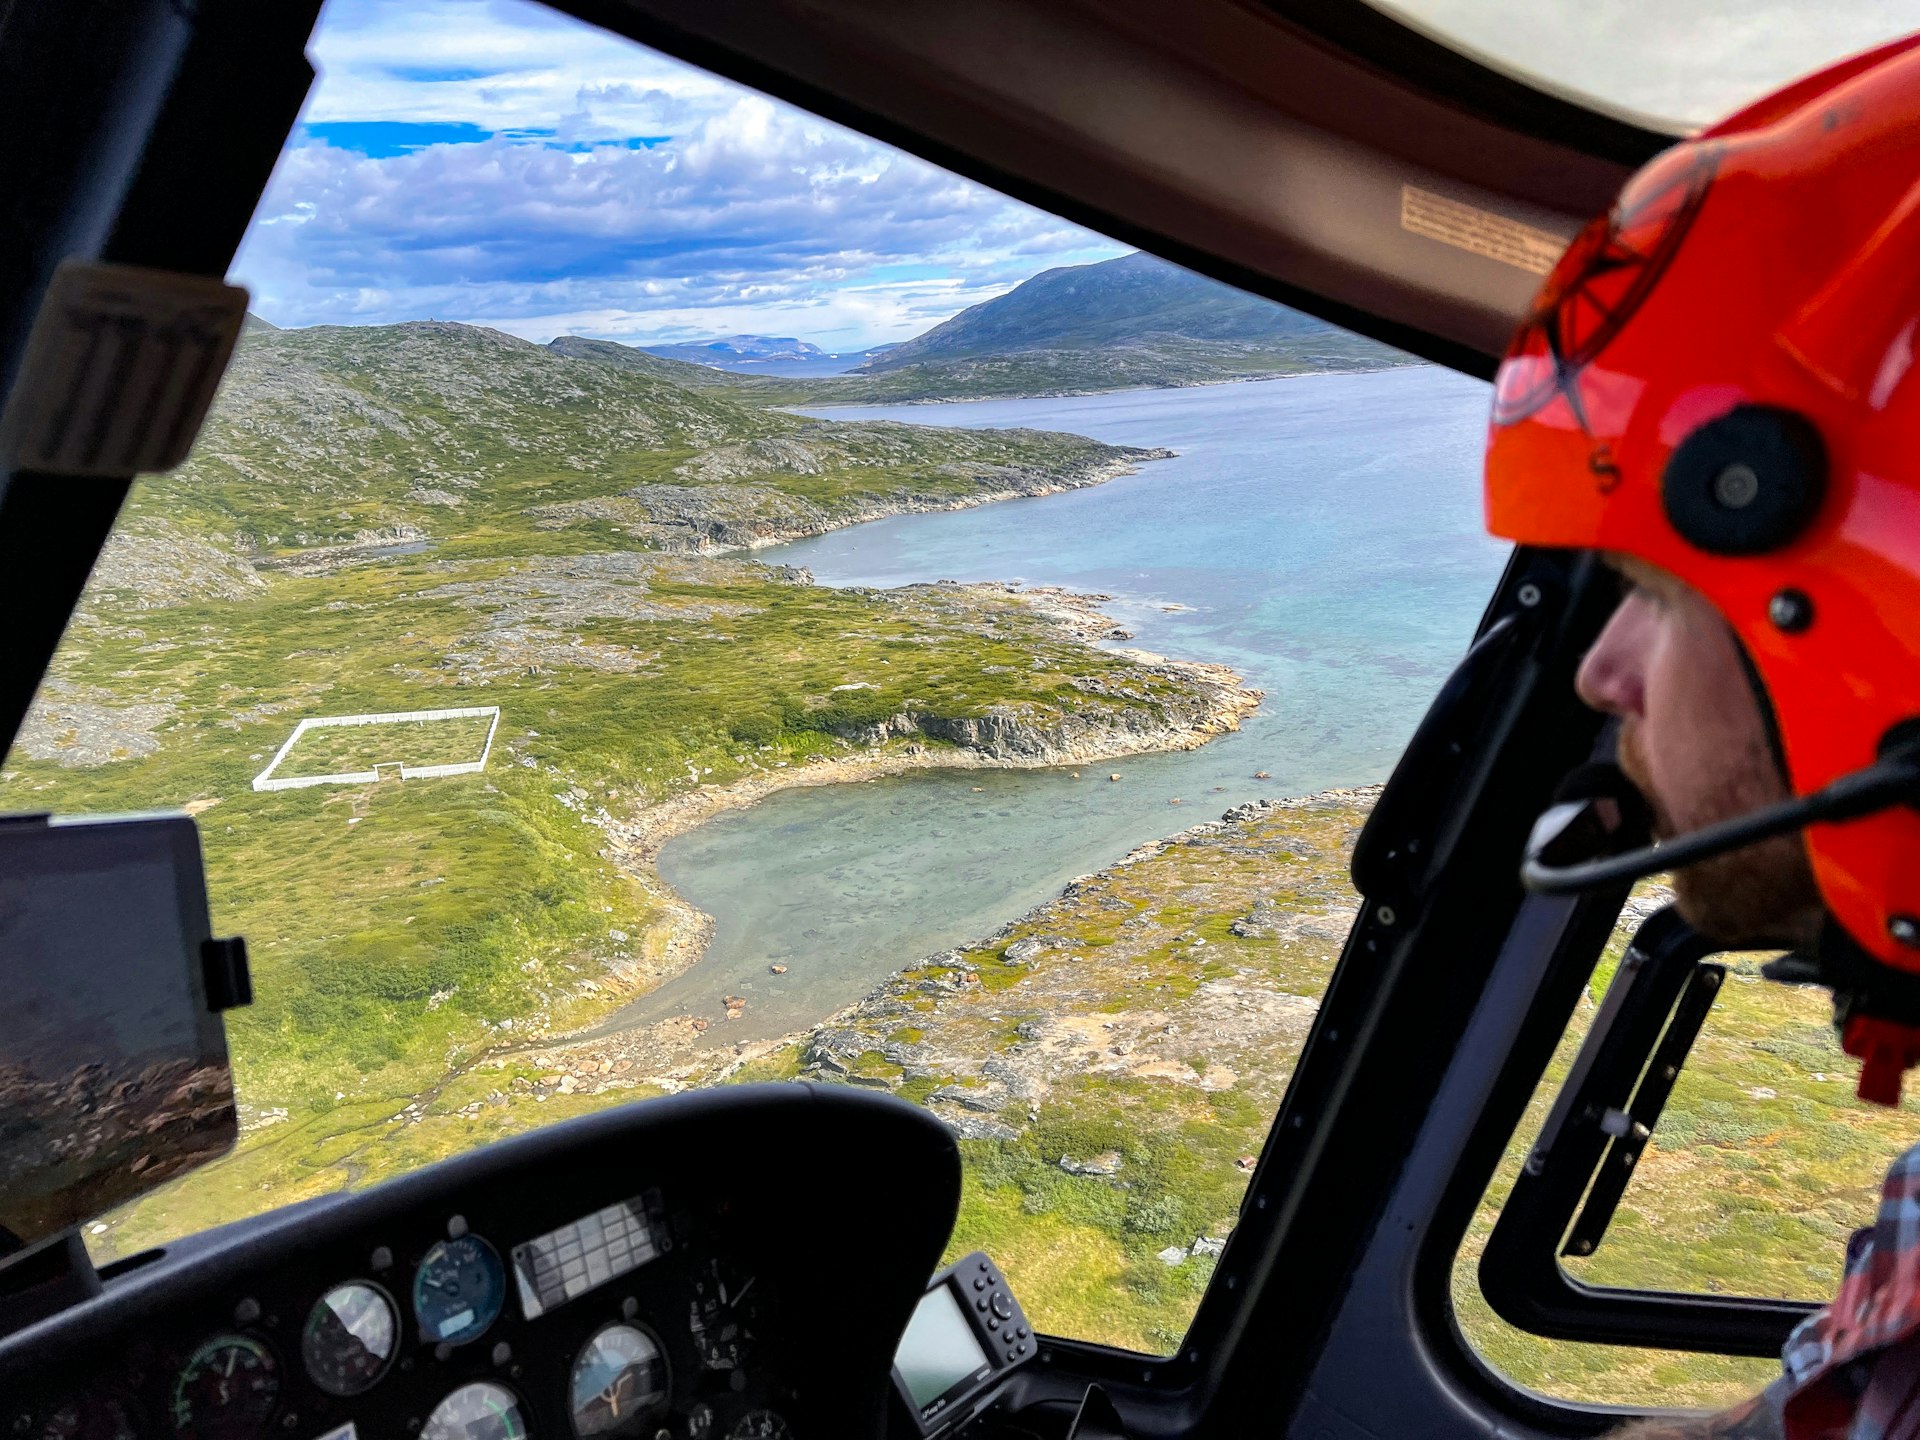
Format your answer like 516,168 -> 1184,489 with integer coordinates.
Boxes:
231,0 -> 1128,346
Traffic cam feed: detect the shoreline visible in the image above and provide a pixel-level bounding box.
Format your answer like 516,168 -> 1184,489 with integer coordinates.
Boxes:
489,582 -> 1264,1083
783,361 -> 1424,412
509,783 -> 1382,1101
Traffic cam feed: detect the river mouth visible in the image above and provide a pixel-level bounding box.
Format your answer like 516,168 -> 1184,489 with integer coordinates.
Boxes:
598,368 -> 1502,1050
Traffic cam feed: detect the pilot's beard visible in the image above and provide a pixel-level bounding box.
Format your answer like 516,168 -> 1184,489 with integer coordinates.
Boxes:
1616,724 -> 1823,951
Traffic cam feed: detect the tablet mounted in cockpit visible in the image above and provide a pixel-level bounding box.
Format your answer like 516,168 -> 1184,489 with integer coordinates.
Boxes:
0,811 -> 247,1260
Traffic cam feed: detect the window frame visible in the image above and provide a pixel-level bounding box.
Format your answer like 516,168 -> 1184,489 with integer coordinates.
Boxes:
1476,906 -> 1821,1357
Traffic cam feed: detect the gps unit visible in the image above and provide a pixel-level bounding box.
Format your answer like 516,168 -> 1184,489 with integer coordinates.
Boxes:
892,1250 -> 1034,1437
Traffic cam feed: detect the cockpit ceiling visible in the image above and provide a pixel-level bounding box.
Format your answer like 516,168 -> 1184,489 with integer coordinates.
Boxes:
562,0 -> 1673,375
1364,0 -> 1920,131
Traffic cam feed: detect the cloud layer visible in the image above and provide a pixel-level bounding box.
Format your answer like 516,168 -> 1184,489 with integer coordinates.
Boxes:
233,0 -> 1126,349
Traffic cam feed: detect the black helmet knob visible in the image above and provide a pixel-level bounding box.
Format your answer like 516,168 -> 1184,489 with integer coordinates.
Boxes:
1662,405 -> 1826,556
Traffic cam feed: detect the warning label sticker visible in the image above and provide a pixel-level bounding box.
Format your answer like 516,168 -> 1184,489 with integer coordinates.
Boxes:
0,261 -> 249,477
1400,185 -> 1566,276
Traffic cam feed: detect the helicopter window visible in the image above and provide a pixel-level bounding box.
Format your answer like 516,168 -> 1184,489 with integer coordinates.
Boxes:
0,0 -> 1507,1362
1452,888 -> 1911,1408
1358,0 -> 1920,130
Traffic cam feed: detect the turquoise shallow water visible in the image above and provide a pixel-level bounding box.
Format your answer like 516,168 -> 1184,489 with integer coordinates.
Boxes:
606,367 -> 1505,1045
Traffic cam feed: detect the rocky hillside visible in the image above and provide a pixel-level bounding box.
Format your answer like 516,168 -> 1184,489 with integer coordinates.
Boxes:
146,320 -> 1158,561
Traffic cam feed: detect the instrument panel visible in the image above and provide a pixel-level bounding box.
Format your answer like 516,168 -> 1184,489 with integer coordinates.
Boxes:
0,1087 -> 959,1440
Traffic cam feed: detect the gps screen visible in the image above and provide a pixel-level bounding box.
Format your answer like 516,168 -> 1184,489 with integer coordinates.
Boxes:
895,1281 -> 990,1410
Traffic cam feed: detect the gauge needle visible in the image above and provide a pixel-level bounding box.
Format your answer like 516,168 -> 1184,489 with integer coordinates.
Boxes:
732,1277 -> 756,1306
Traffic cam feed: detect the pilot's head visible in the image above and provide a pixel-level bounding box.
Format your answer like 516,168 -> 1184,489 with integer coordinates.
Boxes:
1482,35 -> 1920,1102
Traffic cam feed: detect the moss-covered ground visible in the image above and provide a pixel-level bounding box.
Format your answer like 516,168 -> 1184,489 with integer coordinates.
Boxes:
273,713 -> 496,776
744,791 -> 1920,1410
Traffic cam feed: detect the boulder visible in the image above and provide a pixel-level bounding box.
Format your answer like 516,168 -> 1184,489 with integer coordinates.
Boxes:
930,1108 -> 1020,1143
932,1083 -> 1010,1114
1003,938 -> 1047,966
1230,899 -> 1284,939
1059,1151 -> 1122,1177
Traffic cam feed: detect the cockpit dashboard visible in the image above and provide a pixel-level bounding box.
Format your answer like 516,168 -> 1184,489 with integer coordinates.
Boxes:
0,1088 -> 958,1440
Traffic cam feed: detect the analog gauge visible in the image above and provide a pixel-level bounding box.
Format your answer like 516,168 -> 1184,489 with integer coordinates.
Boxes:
412,1235 -> 507,1346
34,1395 -> 139,1440
687,1260 -> 758,1371
170,1334 -> 280,1440
420,1381 -> 528,1440
725,1412 -> 791,1440
569,1323 -> 670,1437
303,1281 -> 399,1395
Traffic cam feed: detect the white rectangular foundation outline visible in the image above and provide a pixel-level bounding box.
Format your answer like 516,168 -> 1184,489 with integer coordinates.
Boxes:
251,706 -> 501,792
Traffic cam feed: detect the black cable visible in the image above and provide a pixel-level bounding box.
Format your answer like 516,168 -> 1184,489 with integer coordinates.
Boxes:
1522,752 -> 1920,895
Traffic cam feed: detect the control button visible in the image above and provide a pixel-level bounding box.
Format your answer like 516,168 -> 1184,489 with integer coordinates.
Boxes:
989,1293 -> 1013,1321
978,1260 -> 989,1272
1007,1347 -> 1018,1361
1017,1341 -> 1030,1356
973,1277 -> 987,1291
975,1297 -> 988,1312
1016,1326 -> 1029,1339
987,1317 -> 1000,1332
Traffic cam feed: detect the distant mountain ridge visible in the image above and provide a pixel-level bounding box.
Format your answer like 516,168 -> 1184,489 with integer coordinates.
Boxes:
550,252 -> 1413,404
643,335 -> 827,365
860,251 -> 1330,372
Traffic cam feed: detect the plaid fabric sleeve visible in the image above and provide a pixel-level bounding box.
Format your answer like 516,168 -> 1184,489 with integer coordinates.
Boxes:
1781,1143 -> 1920,1439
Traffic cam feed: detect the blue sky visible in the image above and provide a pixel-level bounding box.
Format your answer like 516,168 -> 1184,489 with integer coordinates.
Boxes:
232,0 -> 1130,351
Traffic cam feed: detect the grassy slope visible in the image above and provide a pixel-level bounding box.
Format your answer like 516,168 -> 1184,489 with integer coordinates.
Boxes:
0,321 -> 1223,1255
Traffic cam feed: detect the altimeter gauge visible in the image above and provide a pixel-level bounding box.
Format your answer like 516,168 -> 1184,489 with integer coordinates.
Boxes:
303,1281 -> 399,1395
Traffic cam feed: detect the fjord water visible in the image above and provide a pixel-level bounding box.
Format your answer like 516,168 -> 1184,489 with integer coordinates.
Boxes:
624,367 -> 1504,1044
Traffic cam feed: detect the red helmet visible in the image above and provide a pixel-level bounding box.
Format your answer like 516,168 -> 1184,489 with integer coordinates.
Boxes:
1484,36 -> 1920,1102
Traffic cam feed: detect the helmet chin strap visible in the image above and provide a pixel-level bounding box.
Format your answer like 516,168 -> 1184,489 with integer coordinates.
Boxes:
1520,747 -> 1920,896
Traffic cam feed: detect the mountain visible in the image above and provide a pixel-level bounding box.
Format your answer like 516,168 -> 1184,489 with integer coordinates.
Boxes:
545,253 -> 1412,407
863,251 -> 1328,370
819,252 -> 1411,400
643,334 -> 828,366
